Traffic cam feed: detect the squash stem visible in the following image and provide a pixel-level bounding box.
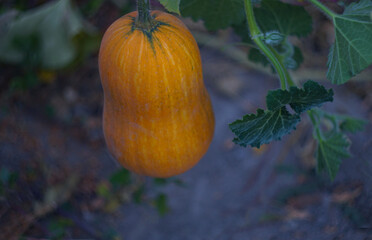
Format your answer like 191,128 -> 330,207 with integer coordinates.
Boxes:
136,0 -> 154,30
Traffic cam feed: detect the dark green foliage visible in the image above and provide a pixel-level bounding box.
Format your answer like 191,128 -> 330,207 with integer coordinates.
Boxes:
327,0 -> 372,84
310,109 -> 367,180
110,168 -> 131,188
180,0 -> 245,31
0,0 -> 98,70
154,193 -> 169,216
230,81 -> 334,148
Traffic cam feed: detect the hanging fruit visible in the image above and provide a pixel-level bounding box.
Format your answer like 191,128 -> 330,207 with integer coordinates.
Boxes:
98,0 -> 215,178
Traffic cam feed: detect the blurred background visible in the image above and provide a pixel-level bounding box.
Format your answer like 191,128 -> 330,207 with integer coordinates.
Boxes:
0,0 -> 372,239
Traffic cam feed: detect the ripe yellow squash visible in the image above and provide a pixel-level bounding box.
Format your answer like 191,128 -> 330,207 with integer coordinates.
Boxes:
99,8 -> 215,178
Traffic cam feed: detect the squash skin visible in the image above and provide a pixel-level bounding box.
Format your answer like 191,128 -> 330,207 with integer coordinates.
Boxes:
99,11 -> 215,178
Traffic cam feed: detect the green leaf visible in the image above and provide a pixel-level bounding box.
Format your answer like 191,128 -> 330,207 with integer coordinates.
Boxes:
327,0 -> 372,84
96,182 -> 111,198
230,108 -> 301,148
255,0 -> 312,37
180,0 -> 245,31
82,0 -> 105,16
49,217 -> 73,239
309,109 -> 366,180
154,193 -> 169,216
315,132 -> 351,180
230,80 -> 333,148
266,80 -> 334,114
339,116 -> 368,133
232,21 -> 253,43
132,185 -> 145,204
0,0 -> 97,69
9,73 -> 39,91
233,0 -> 312,41
154,178 -> 168,186
248,48 -> 271,67
109,168 -> 131,187
312,109 -> 368,134
289,81 -> 334,113
159,0 -> 180,14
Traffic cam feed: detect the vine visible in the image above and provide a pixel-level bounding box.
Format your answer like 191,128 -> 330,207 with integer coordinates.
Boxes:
244,0 -> 295,89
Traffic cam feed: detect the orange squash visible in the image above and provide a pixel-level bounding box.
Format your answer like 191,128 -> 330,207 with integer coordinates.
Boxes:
98,3 -> 214,178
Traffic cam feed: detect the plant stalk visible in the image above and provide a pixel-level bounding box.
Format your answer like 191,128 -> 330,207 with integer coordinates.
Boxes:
308,110 -> 323,140
244,0 -> 295,89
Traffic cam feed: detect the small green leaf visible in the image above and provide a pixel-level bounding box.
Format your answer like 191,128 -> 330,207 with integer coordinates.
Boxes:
327,0 -> 372,84
312,109 -> 368,134
154,193 -> 169,216
339,117 -> 368,133
180,0 -> 245,31
159,0 -> 180,14
309,109 -> 366,180
48,217 -> 73,239
9,74 -> 39,91
109,168 -> 131,187
266,80 -> 334,114
287,80 -> 334,114
230,81 -> 333,148
132,185 -> 145,204
315,132 -> 351,180
97,182 -> 111,198
154,178 -> 168,186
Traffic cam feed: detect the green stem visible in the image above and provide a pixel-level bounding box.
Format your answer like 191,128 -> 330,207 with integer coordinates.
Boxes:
307,110 -> 323,140
244,0 -> 294,89
307,0 -> 336,19
268,45 -> 295,87
136,0 -> 154,30
308,110 -> 317,126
